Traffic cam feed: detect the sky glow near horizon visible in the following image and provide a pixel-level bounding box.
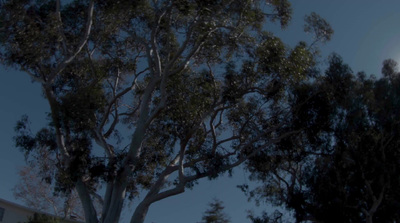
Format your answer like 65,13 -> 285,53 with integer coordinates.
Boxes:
1,1 -> 400,222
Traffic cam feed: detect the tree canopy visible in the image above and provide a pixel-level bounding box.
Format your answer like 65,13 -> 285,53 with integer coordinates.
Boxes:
0,0 -> 332,222
245,54 -> 400,223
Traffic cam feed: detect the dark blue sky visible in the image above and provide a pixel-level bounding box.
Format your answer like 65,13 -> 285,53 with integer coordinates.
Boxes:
1,1 -> 400,222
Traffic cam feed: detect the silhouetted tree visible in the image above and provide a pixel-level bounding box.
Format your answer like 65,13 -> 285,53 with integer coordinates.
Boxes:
201,199 -> 230,223
245,54 -> 400,223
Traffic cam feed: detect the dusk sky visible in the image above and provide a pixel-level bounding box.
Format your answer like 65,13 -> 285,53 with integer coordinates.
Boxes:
1,1 -> 400,222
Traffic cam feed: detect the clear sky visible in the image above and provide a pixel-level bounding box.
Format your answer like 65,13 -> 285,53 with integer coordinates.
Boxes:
2,1 -> 400,222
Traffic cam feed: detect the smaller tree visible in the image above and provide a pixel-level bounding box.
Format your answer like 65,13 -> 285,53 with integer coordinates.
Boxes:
13,164 -> 85,220
201,199 -> 230,223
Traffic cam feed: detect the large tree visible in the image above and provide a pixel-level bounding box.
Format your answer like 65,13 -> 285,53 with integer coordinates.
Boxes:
245,54 -> 400,223
0,1 -> 330,222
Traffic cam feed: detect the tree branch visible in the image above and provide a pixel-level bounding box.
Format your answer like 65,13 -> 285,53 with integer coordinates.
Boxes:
49,0 -> 95,83
55,0 -> 68,54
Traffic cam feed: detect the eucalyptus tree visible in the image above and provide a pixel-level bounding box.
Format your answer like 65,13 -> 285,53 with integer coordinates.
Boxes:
0,0 -> 324,222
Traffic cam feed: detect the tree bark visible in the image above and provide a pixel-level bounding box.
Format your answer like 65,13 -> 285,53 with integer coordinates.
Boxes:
76,180 -> 98,223
130,202 -> 150,223
102,183 -> 126,223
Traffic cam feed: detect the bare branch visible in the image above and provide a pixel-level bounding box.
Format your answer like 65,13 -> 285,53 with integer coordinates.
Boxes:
43,88 -> 70,158
103,113 -> 119,139
168,28 -> 217,75
94,130 -> 115,158
146,181 -> 186,204
99,79 -> 137,132
49,0 -> 95,83
164,17 -> 199,73
55,0 -> 68,54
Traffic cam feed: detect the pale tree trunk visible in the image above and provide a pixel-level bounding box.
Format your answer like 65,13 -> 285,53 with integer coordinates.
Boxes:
362,185 -> 385,223
76,180 -> 98,223
366,215 -> 373,223
102,113 -> 152,223
131,202 -> 151,223
102,183 -> 126,223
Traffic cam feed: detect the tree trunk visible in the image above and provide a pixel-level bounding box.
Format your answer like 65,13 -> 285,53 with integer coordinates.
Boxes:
76,180 -> 98,223
130,202 -> 150,223
366,214 -> 373,223
102,183 -> 126,223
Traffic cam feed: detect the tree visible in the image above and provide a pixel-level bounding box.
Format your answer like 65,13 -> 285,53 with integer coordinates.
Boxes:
14,165 -> 85,221
0,1 -> 329,222
201,199 -> 230,223
245,54 -> 400,223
